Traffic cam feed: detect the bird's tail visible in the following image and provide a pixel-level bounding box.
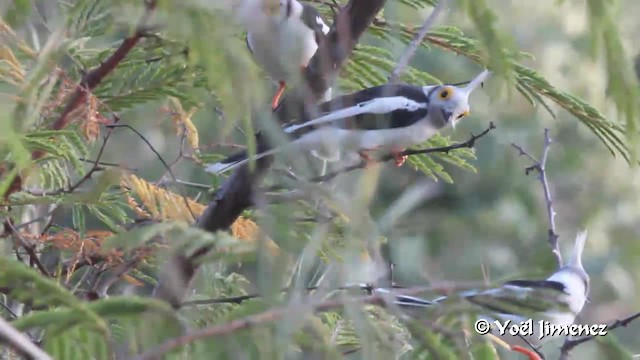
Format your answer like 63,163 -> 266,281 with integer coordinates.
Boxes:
393,293 -> 446,308
569,230 -> 588,269
205,148 -> 279,175
368,286 -> 445,308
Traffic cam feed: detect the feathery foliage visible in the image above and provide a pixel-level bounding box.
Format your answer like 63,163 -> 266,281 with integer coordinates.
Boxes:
0,0 -> 638,359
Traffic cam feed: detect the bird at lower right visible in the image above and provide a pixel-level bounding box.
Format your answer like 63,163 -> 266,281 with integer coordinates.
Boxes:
372,231 -> 590,360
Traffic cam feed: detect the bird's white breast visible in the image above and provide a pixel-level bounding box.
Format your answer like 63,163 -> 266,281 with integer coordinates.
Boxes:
247,17 -> 318,82
546,271 -> 587,315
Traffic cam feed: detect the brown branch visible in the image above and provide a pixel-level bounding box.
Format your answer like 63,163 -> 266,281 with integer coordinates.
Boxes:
51,1 -> 157,131
511,128 -> 562,268
5,220 -> 50,277
308,122 -> 496,184
137,283 -> 467,360
0,316 -> 52,360
152,0 -> 389,308
3,0 -> 158,200
387,0 -> 448,83
559,311 -> 640,360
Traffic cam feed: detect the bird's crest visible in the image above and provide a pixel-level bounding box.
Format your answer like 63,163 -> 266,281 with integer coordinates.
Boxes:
569,230 -> 588,270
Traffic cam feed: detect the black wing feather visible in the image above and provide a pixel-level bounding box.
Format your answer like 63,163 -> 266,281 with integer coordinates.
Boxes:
504,279 -> 567,294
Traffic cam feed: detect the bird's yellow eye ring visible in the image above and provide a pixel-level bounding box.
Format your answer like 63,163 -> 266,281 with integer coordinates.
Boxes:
439,88 -> 453,100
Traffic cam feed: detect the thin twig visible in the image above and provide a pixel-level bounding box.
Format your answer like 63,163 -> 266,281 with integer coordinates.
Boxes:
68,119 -> 118,193
5,220 -> 50,276
511,128 -> 562,268
181,284 -> 379,307
516,334 -> 545,360
77,158 -> 137,171
12,209 -> 57,230
559,311 -> 640,360
105,124 -> 196,220
387,0 -> 448,83
0,317 -> 52,360
0,299 -> 18,319
137,283 -> 468,360
310,122 -> 496,184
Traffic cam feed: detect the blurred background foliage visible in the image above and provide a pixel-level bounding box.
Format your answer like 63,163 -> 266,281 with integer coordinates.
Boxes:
1,0 -> 639,359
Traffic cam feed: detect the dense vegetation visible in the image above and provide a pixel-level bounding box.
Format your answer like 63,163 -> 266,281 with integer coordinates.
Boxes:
1,0 -> 639,359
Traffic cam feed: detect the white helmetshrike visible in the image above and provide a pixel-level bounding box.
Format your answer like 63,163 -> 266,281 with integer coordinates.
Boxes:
373,231 -> 589,356
237,0 -> 331,110
205,69 -> 490,175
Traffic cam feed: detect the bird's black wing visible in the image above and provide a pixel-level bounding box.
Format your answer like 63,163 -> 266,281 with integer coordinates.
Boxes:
504,279 -> 567,294
301,4 -> 330,45
464,280 -> 570,317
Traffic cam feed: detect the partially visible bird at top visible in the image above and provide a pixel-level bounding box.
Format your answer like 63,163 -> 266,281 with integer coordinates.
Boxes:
236,0 -> 331,110
205,69 -> 490,175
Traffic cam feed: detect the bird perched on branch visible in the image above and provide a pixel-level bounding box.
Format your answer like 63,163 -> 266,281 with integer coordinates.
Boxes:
236,0 -> 331,110
205,69 -> 490,174
376,231 -> 590,360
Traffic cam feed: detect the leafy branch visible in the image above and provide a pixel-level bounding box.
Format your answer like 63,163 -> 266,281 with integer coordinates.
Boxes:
3,0 -> 159,200
137,283 -> 466,360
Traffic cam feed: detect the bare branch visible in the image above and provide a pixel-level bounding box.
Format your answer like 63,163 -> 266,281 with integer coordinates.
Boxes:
5,220 -> 50,277
0,317 -> 52,360
559,311 -> 640,359
511,128 -> 562,268
387,0 -> 448,83
309,122 -> 496,184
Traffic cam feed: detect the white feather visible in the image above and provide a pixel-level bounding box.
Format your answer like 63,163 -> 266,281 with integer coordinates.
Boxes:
284,96 -> 429,133
569,230 -> 588,269
205,148 -> 279,175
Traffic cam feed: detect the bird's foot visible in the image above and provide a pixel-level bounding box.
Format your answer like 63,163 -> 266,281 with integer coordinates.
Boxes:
510,345 -> 542,360
390,148 -> 407,167
272,81 -> 286,110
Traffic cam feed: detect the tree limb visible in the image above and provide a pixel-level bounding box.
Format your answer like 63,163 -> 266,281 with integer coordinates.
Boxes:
0,316 -> 52,360
511,128 -> 562,268
387,0 -> 448,83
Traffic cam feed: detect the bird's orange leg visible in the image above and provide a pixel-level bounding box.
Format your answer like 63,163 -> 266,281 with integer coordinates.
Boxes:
272,81 -> 286,110
390,147 -> 408,167
510,346 -> 542,360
